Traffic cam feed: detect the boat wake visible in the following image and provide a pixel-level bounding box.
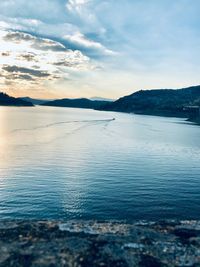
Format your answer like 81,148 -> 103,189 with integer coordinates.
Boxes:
9,119 -> 115,134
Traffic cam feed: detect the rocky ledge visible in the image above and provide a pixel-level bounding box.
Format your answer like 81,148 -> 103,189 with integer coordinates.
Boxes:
0,220 -> 200,267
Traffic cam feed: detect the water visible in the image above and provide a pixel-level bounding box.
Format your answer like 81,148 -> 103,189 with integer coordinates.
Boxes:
0,106 -> 200,221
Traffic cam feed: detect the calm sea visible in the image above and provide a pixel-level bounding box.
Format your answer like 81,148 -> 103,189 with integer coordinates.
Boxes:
0,106 -> 200,220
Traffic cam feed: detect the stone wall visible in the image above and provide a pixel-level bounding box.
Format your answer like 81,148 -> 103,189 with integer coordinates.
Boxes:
0,220 -> 200,266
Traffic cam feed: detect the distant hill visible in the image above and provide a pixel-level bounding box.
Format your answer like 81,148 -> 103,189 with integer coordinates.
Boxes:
0,92 -> 33,106
41,98 -> 110,110
99,85 -> 200,118
19,97 -> 49,105
90,97 -> 115,102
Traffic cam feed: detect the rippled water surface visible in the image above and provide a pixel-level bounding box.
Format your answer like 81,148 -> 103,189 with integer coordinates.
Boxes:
0,106 -> 200,220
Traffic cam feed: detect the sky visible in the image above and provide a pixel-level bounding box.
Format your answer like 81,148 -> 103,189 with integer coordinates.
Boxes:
0,0 -> 200,99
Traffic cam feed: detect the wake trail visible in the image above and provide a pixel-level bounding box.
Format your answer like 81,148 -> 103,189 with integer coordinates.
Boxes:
37,121 -> 96,145
9,119 -> 115,134
6,120 -> 112,148
40,120 -> 116,145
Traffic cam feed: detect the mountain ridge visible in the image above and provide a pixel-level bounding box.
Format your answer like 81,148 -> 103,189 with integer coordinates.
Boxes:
19,97 -> 49,105
41,97 -> 110,110
98,85 -> 200,119
0,92 -> 33,106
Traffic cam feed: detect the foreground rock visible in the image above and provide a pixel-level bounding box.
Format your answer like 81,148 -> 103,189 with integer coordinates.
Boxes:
0,220 -> 200,266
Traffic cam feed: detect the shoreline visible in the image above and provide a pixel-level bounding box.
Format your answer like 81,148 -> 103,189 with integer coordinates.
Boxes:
42,105 -> 200,126
188,117 -> 200,125
1,220 -> 200,266
1,104 -> 200,126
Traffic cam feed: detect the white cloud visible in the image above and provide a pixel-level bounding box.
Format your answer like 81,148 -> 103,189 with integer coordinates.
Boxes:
64,32 -> 116,56
4,31 -> 67,51
0,0 -> 67,23
67,0 -> 92,12
0,29 -> 94,91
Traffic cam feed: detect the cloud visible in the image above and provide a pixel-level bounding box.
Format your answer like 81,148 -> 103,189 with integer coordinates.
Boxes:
1,51 -> 10,56
3,21 -> 116,58
17,53 -> 37,62
4,31 -> 66,52
63,32 -> 116,56
0,2 -> 115,58
53,50 -> 93,70
0,0 -> 68,23
0,64 -> 52,86
4,73 -> 34,81
16,74 -> 34,81
3,65 -> 50,78
0,28 -> 94,94
67,0 -> 91,12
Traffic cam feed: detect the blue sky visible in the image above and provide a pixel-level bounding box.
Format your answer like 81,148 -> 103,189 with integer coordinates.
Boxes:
0,0 -> 200,99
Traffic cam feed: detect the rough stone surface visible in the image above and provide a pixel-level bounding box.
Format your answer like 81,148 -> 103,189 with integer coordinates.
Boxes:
0,220 -> 200,266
